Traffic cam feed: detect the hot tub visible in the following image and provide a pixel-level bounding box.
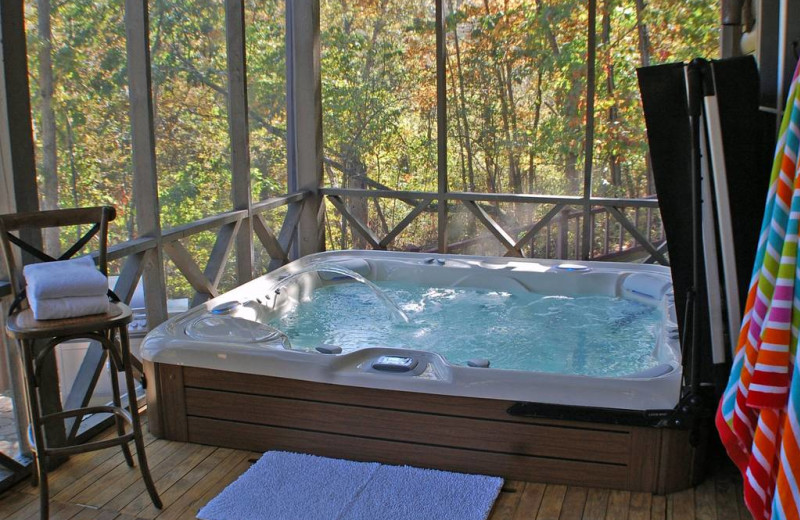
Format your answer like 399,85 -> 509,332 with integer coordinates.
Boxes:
142,251 -> 699,493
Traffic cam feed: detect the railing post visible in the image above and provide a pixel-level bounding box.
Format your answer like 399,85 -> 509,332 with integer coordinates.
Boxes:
580,0 -> 597,260
557,209 -> 569,259
226,0 -> 253,282
125,0 -> 168,328
0,1 -> 40,247
287,0 -> 324,258
436,0 -> 448,253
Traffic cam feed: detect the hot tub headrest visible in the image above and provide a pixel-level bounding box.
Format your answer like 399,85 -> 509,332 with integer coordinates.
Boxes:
621,273 -> 671,302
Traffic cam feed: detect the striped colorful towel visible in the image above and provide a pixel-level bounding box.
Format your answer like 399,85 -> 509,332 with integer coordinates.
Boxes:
716,62 -> 800,520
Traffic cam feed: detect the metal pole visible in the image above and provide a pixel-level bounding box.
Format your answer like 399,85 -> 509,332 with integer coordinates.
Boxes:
581,0 -> 597,260
436,0 -> 448,253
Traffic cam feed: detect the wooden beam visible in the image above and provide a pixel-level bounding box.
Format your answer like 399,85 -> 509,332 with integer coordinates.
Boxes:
327,196 -> 381,249
1,1 -> 41,266
63,344 -> 108,441
287,0 -> 323,257
0,2 -> 38,217
225,0 -> 253,285
106,236 -> 157,262
514,204 -> 565,252
379,198 -> 433,249
581,0 -> 598,260
204,220 -> 241,291
644,240 -> 669,265
435,0 -> 447,252
463,201 -> 521,257
113,251 -> 146,304
125,0 -> 168,329
162,210 -> 247,243
605,206 -> 669,266
163,241 -> 218,301
277,201 -> 304,252
253,214 -> 288,263
251,191 -> 308,213
322,187 -> 586,206
257,203 -> 305,272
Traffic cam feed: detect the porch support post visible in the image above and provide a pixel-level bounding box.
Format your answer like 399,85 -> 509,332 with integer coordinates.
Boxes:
125,0 -> 168,327
436,0 -> 448,252
226,0 -> 253,282
0,3 -> 39,219
287,0 -> 324,258
0,2 -> 38,462
581,0 -> 597,260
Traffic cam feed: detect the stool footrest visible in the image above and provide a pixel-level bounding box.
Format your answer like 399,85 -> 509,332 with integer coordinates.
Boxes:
44,433 -> 136,457
40,405 -> 133,427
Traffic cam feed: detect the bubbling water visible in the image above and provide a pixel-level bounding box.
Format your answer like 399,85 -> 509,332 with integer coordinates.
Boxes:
269,281 -> 665,378
267,263 -> 410,324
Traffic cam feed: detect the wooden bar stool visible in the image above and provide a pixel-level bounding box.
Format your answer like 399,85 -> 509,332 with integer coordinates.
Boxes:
0,207 -> 161,519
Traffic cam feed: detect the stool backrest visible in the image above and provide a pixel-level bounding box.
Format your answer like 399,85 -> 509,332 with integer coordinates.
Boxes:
0,206 -> 116,303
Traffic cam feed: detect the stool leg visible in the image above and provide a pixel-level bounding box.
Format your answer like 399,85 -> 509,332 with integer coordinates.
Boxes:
119,327 -> 162,509
20,339 -> 50,520
107,331 -> 134,467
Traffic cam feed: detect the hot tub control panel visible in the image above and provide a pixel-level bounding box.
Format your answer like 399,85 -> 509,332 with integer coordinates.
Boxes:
372,355 -> 418,372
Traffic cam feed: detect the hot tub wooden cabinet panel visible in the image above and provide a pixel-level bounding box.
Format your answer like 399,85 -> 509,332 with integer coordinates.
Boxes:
145,362 -> 697,494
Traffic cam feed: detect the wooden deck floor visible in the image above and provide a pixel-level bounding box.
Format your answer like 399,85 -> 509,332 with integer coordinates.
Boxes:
0,414 -> 747,520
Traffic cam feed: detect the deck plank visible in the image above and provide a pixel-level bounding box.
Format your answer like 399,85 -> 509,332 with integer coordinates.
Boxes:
70,508 -> 120,520
513,482 -> 546,520
714,465 -> 742,520
134,446 -> 233,519
70,440 -> 189,509
537,484 -> 567,520
490,490 -> 523,520
558,486 -> 588,520
53,438 -> 163,503
667,488 -> 695,520
0,491 -> 36,520
582,488 -> 610,520
628,492 -> 652,520
605,490 -> 630,520
489,480 -> 525,520
168,453 -> 257,519
102,443 -> 205,513
651,494 -> 667,520
120,444 -> 216,516
0,411 -> 750,520
22,499 -> 88,520
694,476 -> 717,520
152,450 -> 251,520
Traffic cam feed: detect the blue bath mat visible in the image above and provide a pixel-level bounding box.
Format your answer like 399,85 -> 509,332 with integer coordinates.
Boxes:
197,451 -> 504,520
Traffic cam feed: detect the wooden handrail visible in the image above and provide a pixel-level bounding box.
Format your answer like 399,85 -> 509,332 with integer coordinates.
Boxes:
162,210 -> 248,243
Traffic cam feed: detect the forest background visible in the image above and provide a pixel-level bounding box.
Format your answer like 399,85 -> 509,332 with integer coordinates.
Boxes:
23,0 -> 717,299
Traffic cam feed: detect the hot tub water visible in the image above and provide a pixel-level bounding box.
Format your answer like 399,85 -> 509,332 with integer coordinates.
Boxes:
269,280 -> 663,378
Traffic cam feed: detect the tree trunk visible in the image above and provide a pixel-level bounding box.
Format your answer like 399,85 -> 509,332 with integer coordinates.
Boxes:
65,116 -> 83,240
529,70 -> 543,193
505,61 -> 522,194
635,0 -> 651,68
538,0 -> 583,192
449,0 -> 477,192
344,153 -> 368,249
481,0 -> 520,195
38,0 -> 60,256
602,0 -> 622,187
635,0 -> 655,194
447,53 -> 469,191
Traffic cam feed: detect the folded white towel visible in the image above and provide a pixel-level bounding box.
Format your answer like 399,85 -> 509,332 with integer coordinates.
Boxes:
28,294 -> 110,320
24,256 -> 108,299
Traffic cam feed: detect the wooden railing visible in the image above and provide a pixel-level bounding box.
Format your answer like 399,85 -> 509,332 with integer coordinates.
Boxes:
0,191 -> 311,446
322,188 -> 668,265
0,186 -> 666,452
